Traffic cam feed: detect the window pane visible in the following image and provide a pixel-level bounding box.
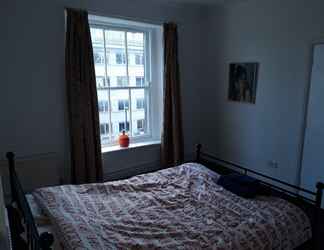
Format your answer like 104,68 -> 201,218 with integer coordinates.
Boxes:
131,88 -> 148,136
110,89 -> 130,140
97,89 -> 110,145
127,32 -> 145,87
105,30 -> 128,87
91,28 -> 105,83
91,23 -> 154,145
119,121 -> 130,132
116,76 -> 128,87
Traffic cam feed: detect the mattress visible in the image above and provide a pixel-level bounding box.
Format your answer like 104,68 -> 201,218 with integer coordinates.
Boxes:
33,163 -> 312,250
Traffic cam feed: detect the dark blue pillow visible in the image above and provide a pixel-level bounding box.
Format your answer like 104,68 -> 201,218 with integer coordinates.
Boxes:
217,173 -> 261,198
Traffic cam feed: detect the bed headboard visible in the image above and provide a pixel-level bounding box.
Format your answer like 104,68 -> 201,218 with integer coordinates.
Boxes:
195,144 -> 324,207
6,152 -> 54,250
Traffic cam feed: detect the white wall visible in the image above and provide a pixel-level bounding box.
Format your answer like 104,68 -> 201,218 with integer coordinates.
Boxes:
300,44 -> 324,207
202,0 -> 324,189
5,0 -> 323,198
0,0 -> 206,194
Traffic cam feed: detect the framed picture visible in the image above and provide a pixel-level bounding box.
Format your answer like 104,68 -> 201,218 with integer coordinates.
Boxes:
228,62 -> 259,104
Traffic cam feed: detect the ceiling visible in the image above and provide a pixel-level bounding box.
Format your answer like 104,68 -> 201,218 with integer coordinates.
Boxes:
164,0 -> 225,4
150,0 -> 243,6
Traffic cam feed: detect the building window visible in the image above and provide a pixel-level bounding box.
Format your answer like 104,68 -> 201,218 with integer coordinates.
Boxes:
136,77 -> 144,86
90,15 -> 163,146
137,119 -> 144,131
94,52 -> 104,64
119,122 -> 130,132
96,76 -> 110,88
118,100 -> 129,111
135,54 -> 144,65
100,123 -> 110,135
136,99 -> 145,109
117,76 -> 128,87
98,101 -> 109,112
116,53 -> 126,64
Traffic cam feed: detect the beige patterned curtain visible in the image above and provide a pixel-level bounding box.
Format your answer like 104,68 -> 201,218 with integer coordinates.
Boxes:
161,23 -> 184,167
65,8 -> 103,184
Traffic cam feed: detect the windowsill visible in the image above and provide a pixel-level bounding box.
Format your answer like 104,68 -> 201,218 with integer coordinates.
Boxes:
101,140 -> 161,153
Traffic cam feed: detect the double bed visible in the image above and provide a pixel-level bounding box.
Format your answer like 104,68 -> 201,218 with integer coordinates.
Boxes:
6,145 -> 324,250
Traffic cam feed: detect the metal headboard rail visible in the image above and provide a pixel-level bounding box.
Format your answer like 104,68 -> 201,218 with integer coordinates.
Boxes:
195,144 -> 324,250
6,152 -> 54,250
195,144 -> 323,206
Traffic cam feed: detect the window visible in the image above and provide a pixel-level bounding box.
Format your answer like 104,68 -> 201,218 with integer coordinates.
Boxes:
98,101 -> 109,112
135,54 -> 144,65
136,77 -> 144,87
94,52 -> 104,64
136,98 -> 144,109
100,123 -> 110,135
117,76 -> 128,87
96,77 -> 110,88
90,15 -> 163,146
116,53 -> 126,64
118,100 -> 129,111
137,119 -> 144,131
119,122 -> 130,132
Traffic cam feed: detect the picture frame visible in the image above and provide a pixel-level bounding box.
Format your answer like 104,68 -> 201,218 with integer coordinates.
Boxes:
228,62 -> 259,104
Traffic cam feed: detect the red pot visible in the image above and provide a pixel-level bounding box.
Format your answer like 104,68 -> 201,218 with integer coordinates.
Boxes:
119,131 -> 130,148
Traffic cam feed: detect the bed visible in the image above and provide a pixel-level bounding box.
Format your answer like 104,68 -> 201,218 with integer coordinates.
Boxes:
6,145 -> 324,250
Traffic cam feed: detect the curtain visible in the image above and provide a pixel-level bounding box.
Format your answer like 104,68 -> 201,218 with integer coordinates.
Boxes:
65,8 -> 103,184
161,23 -> 184,167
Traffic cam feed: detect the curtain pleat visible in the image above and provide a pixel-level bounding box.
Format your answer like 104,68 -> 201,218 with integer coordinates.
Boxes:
65,8 -> 103,184
161,23 -> 184,167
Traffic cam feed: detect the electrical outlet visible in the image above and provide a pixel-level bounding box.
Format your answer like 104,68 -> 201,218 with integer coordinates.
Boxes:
268,160 -> 279,169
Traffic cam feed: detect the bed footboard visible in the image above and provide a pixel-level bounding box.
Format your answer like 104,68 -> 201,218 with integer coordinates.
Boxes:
6,152 -> 54,250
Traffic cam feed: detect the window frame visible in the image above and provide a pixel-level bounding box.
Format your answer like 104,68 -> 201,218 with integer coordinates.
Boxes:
90,20 -> 155,146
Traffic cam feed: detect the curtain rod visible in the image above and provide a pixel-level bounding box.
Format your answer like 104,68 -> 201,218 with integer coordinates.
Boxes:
64,7 -> 181,26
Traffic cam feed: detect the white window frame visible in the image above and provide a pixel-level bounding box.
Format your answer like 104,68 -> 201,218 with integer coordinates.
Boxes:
89,15 -> 163,148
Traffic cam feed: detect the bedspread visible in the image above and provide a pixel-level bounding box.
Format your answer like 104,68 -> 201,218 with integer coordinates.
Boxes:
33,163 -> 311,250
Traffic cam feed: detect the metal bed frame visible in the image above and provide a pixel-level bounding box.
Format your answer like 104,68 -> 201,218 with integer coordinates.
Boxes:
6,152 -> 53,250
5,145 -> 324,249
195,144 -> 324,250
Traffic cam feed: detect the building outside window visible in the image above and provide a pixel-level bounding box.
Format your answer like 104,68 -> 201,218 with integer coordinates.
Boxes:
119,122 -> 130,132
118,100 -> 129,111
90,15 -> 163,146
96,76 -> 110,88
135,76 -> 144,86
98,100 -> 109,112
136,98 -> 145,109
117,76 -> 128,87
94,51 -> 104,64
137,119 -> 145,133
135,54 -> 144,65
116,52 -> 126,64
100,123 -> 110,135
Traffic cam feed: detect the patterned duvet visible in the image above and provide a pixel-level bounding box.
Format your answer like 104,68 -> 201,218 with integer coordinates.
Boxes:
33,163 -> 311,250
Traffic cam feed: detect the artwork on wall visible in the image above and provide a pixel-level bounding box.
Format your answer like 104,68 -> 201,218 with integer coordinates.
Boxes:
228,62 -> 259,104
